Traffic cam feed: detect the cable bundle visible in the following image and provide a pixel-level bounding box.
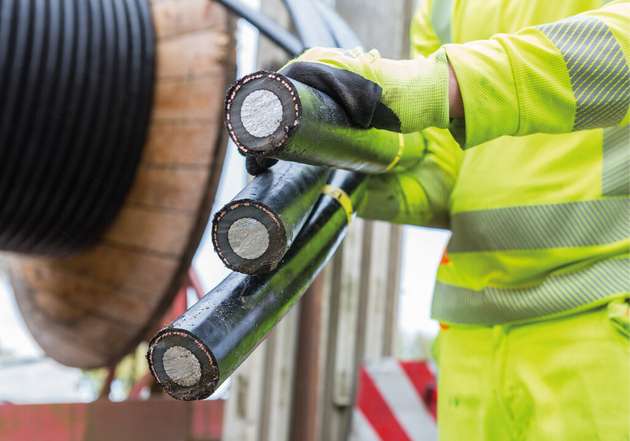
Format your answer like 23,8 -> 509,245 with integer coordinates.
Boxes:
0,0 -> 155,254
148,0 -> 371,401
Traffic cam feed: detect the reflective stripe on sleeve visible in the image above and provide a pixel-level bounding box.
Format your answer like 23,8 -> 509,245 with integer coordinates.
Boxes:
603,125 -> 630,196
538,16 -> 630,130
448,198 -> 629,252
432,258 -> 630,325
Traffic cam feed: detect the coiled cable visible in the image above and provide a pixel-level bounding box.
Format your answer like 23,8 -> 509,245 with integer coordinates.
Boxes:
0,0 -> 155,254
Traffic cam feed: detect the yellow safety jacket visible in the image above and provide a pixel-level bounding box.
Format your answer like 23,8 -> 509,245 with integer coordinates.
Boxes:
359,0 -> 629,325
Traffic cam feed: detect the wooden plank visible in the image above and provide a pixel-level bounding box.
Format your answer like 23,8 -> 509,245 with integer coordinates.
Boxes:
319,221 -> 366,441
17,263 -> 148,324
383,225 -> 403,356
311,266 -> 334,441
104,206 -> 195,256
331,219 -> 365,407
157,29 -> 233,80
152,0 -> 228,39
127,166 -> 209,212
360,221 -> 392,360
9,269 -> 135,367
289,271 -> 330,441
143,120 -> 220,166
260,308 -> 299,441
153,75 -> 226,121
18,291 -> 133,343
44,245 -> 178,296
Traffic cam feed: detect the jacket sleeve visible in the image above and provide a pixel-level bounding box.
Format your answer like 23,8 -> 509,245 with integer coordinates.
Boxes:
358,128 -> 462,228
445,0 -> 630,148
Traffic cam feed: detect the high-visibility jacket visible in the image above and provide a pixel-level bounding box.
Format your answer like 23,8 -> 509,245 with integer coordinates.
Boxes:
358,0 -> 629,325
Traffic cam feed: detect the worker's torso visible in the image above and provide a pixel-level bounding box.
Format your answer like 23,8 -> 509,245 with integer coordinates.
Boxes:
416,0 -> 629,324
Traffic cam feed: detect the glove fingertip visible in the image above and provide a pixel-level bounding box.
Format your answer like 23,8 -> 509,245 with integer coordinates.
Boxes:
246,157 -> 278,176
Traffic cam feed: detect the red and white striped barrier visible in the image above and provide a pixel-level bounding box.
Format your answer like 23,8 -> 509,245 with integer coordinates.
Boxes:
351,359 -> 438,441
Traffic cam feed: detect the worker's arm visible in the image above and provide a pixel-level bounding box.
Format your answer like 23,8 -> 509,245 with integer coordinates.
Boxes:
354,1 -> 461,226
280,1 -> 628,148
446,0 -> 629,147
358,128 -> 461,227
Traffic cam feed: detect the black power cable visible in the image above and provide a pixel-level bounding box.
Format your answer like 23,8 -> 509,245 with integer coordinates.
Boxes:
149,0 -> 368,400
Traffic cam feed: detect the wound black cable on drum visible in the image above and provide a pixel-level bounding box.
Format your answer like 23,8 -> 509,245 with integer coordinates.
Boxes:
15,0 -> 154,253
6,0 -> 73,252
1,0 -> 58,250
0,0 -> 156,254
63,0 -> 155,253
20,0 -> 101,252
39,0 -> 125,252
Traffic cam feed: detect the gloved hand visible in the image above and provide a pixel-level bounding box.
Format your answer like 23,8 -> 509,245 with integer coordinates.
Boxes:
279,47 -> 451,133
246,156 -> 278,176
244,47 -> 451,175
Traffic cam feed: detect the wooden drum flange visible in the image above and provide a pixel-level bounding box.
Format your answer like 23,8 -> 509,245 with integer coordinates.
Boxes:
5,0 -> 236,368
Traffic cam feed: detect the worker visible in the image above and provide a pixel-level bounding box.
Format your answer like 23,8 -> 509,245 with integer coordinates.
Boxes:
251,0 -> 630,439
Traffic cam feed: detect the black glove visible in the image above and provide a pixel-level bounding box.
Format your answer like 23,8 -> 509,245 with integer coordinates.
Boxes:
245,156 -> 279,176
279,61 -> 401,132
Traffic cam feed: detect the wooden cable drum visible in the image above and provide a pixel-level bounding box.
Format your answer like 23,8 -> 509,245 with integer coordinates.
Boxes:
3,0 -> 235,368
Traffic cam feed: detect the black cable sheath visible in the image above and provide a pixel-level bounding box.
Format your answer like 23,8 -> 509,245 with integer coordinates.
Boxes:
215,0 -> 304,56
210,0 -> 333,276
3,0 -> 64,250
150,170 -> 366,400
212,162 -> 330,275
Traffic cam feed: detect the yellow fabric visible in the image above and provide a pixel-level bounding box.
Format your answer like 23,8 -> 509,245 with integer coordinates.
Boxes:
358,0 -> 630,326
439,129 -> 629,292
434,1 -> 630,324
444,1 -> 630,147
390,3 -> 630,438
435,302 -> 630,441
410,0 -> 442,57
